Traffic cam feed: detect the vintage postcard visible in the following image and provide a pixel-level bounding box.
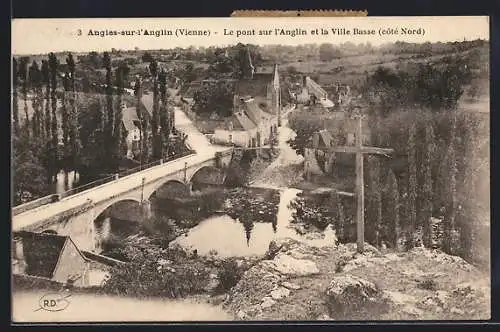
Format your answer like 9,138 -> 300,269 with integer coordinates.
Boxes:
11,16 -> 490,322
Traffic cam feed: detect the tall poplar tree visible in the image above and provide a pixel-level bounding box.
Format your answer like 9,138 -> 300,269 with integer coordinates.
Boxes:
42,60 -> 51,141
48,52 -> 59,181
366,157 -> 383,246
422,124 -> 436,248
158,68 -> 170,158
66,52 -> 79,175
29,60 -> 43,138
12,58 -> 20,135
134,78 -> 148,164
61,74 -> 70,173
103,52 -> 114,170
407,122 -> 418,249
443,111 -> 458,254
19,57 -> 30,137
149,59 -> 161,159
384,169 -> 400,248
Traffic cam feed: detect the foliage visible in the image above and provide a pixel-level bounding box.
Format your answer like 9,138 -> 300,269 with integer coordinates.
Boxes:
12,131 -> 50,205
207,43 -> 262,79
217,258 -> 244,292
193,82 -> 234,117
223,162 -> 249,188
366,156 -> 383,246
102,242 -> 210,298
382,170 -> 400,248
287,52 -> 487,260
362,57 -> 472,115
141,52 -> 154,63
289,192 -> 343,232
225,188 -> 280,225
319,43 -> 343,62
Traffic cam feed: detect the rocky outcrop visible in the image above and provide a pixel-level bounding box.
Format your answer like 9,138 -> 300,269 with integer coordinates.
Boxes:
223,237 -> 331,320
222,237 -> 490,321
263,254 -> 319,277
325,274 -> 391,319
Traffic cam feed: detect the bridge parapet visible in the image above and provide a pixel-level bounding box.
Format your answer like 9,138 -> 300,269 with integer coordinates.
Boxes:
13,147 -> 233,232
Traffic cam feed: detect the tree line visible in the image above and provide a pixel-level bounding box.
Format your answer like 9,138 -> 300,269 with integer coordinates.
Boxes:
288,54 -> 488,264
12,52 -> 185,206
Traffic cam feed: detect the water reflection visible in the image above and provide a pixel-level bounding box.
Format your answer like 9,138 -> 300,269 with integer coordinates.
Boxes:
95,186 -> 337,259
171,188 -> 337,258
51,170 -> 80,194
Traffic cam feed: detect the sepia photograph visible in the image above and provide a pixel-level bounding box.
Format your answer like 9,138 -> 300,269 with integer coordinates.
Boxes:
11,17 -> 490,322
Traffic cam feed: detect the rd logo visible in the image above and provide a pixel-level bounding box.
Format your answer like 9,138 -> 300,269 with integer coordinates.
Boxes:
35,293 -> 71,312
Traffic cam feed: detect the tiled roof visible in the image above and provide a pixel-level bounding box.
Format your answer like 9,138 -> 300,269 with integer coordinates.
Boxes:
234,79 -> 269,99
253,96 -> 273,114
244,99 -> 263,125
140,94 -> 154,117
12,231 -> 86,279
254,66 -> 275,75
121,107 -> 140,132
312,129 -> 334,149
233,111 -> 256,131
179,82 -> 202,99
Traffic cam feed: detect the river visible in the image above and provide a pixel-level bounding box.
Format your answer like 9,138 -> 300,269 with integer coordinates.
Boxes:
170,108 -> 336,257
171,188 -> 337,257
13,105 -> 337,323
12,291 -> 232,322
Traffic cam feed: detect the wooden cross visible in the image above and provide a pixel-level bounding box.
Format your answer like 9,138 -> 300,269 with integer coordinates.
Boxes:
327,114 -> 393,253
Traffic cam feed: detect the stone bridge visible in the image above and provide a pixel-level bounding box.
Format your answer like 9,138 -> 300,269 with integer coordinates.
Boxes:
12,147 -> 233,252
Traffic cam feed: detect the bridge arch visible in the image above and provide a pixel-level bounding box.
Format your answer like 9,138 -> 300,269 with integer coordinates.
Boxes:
93,198 -> 143,224
93,198 -> 143,254
189,165 -> 226,191
146,179 -> 191,201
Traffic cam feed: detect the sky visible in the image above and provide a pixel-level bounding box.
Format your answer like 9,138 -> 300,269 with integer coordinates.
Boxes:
12,17 -> 489,55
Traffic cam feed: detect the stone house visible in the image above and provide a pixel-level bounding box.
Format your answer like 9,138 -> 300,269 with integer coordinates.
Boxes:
303,114 -> 371,179
303,76 -> 335,108
141,93 -> 176,133
179,81 -> 202,116
12,231 -> 92,287
121,105 -> 142,159
332,83 -> 351,106
304,129 -> 335,178
212,96 -> 278,148
212,64 -> 281,147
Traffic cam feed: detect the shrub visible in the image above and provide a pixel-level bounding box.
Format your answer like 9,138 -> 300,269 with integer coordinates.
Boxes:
101,243 -> 209,298
217,258 -> 243,292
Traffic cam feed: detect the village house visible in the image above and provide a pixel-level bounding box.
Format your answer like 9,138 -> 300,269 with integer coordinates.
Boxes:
304,129 -> 335,178
331,83 -> 351,106
121,104 -> 143,159
12,231 -> 93,287
178,60 -> 281,148
305,76 -> 335,108
303,113 -> 370,180
117,93 -> 176,160
211,63 -> 281,147
179,81 -> 202,117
